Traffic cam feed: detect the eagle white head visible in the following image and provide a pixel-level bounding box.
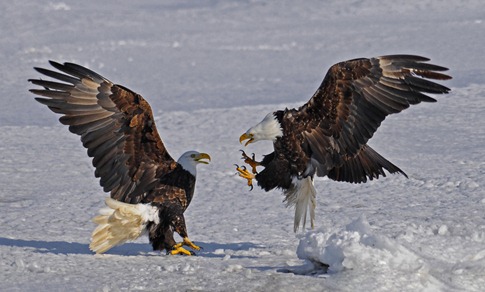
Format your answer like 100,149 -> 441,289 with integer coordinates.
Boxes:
240,112 -> 283,146
177,151 -> 211,176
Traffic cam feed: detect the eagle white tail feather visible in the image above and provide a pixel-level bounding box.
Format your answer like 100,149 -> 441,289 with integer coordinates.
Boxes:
284,176 -> 316,232
89,197 -> 159,254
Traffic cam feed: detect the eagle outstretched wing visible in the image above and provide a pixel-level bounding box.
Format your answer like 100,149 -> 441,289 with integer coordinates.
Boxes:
30,61 -> 176,203
293,55 -> 451,177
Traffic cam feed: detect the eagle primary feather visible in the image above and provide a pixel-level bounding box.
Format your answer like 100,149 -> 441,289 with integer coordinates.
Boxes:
238,55 -> 451,232
30,61 -> 210,255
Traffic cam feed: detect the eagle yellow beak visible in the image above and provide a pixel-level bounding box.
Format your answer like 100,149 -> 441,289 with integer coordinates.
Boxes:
239,133 -> 254,146
194,153 -> 211,164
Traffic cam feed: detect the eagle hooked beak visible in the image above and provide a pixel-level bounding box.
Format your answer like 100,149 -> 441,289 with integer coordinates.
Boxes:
239,133 -> 254,146
194,153 -> 211,164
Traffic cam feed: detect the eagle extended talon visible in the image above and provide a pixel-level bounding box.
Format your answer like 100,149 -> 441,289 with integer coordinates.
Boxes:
236,164 -> 255,191
240,150 -> 260,174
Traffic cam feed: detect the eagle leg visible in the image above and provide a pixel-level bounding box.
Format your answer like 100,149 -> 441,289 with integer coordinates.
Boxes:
240,150 -> 260,174
235,164 -> 255,191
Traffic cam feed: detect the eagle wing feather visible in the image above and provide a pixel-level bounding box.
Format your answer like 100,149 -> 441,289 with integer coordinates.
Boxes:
292,55 -> 451,176
30,61 -> 175,203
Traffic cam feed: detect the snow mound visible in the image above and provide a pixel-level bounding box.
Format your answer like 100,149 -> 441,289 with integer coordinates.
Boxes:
297,215 -> 425,274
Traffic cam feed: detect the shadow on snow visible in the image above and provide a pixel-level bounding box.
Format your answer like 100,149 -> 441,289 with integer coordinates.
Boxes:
0,237 -> 264,258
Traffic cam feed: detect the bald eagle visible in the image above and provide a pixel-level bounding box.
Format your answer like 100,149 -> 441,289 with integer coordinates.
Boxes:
30,61 -> 211,255
237,55 -> 451,232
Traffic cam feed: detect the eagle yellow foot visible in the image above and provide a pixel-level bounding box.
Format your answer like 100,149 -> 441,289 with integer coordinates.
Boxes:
182,237 -> 201,251
170,246 -> 195,256
240,150 -> 260,174
169,237 -> 201,256
235,165 -> 255,191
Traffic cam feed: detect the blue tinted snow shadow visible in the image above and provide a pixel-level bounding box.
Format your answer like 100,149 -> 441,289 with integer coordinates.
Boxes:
0,237 -> 263,258
0,237 -> 153,256
0,237 -> 92,255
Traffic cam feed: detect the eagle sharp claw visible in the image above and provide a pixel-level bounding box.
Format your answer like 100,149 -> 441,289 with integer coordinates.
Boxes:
239,150 -> 259,174
183,237 -> 201,251
235,164 -> 255,191
169,246 -> 194,256
169,237 -> 200,256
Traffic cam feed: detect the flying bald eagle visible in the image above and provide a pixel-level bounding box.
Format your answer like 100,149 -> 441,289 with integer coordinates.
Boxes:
30,61 -> 211,255
237,55 -> 451,232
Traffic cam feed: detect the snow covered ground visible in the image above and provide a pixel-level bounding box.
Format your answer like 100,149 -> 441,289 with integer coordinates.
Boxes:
1,1 -> 484,291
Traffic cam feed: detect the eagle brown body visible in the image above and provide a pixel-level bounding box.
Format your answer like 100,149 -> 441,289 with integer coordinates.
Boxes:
238,55 -> 451,231
30,61 -> 210,255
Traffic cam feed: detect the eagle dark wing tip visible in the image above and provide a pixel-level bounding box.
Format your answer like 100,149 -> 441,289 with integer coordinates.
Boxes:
442,74 -> 453,81
401,171 -> 409,179
48,60 -> 62,67
32,67 -> 44,74
379,54 -> 430,62
47,61 -> 66,73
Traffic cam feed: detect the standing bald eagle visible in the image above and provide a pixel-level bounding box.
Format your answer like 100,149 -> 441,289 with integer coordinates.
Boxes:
30,61 -> 211,255
237,55 -> 451,232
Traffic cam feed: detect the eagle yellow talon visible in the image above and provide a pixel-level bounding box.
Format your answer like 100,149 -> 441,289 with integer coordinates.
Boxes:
170,237 -> 200,255
236,164 -> 255,190
183,237 -> 201,251
170,246 -> 195,256
240,150 -> 260,174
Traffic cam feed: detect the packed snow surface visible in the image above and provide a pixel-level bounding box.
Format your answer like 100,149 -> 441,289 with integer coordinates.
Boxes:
1,1 -> 484,291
